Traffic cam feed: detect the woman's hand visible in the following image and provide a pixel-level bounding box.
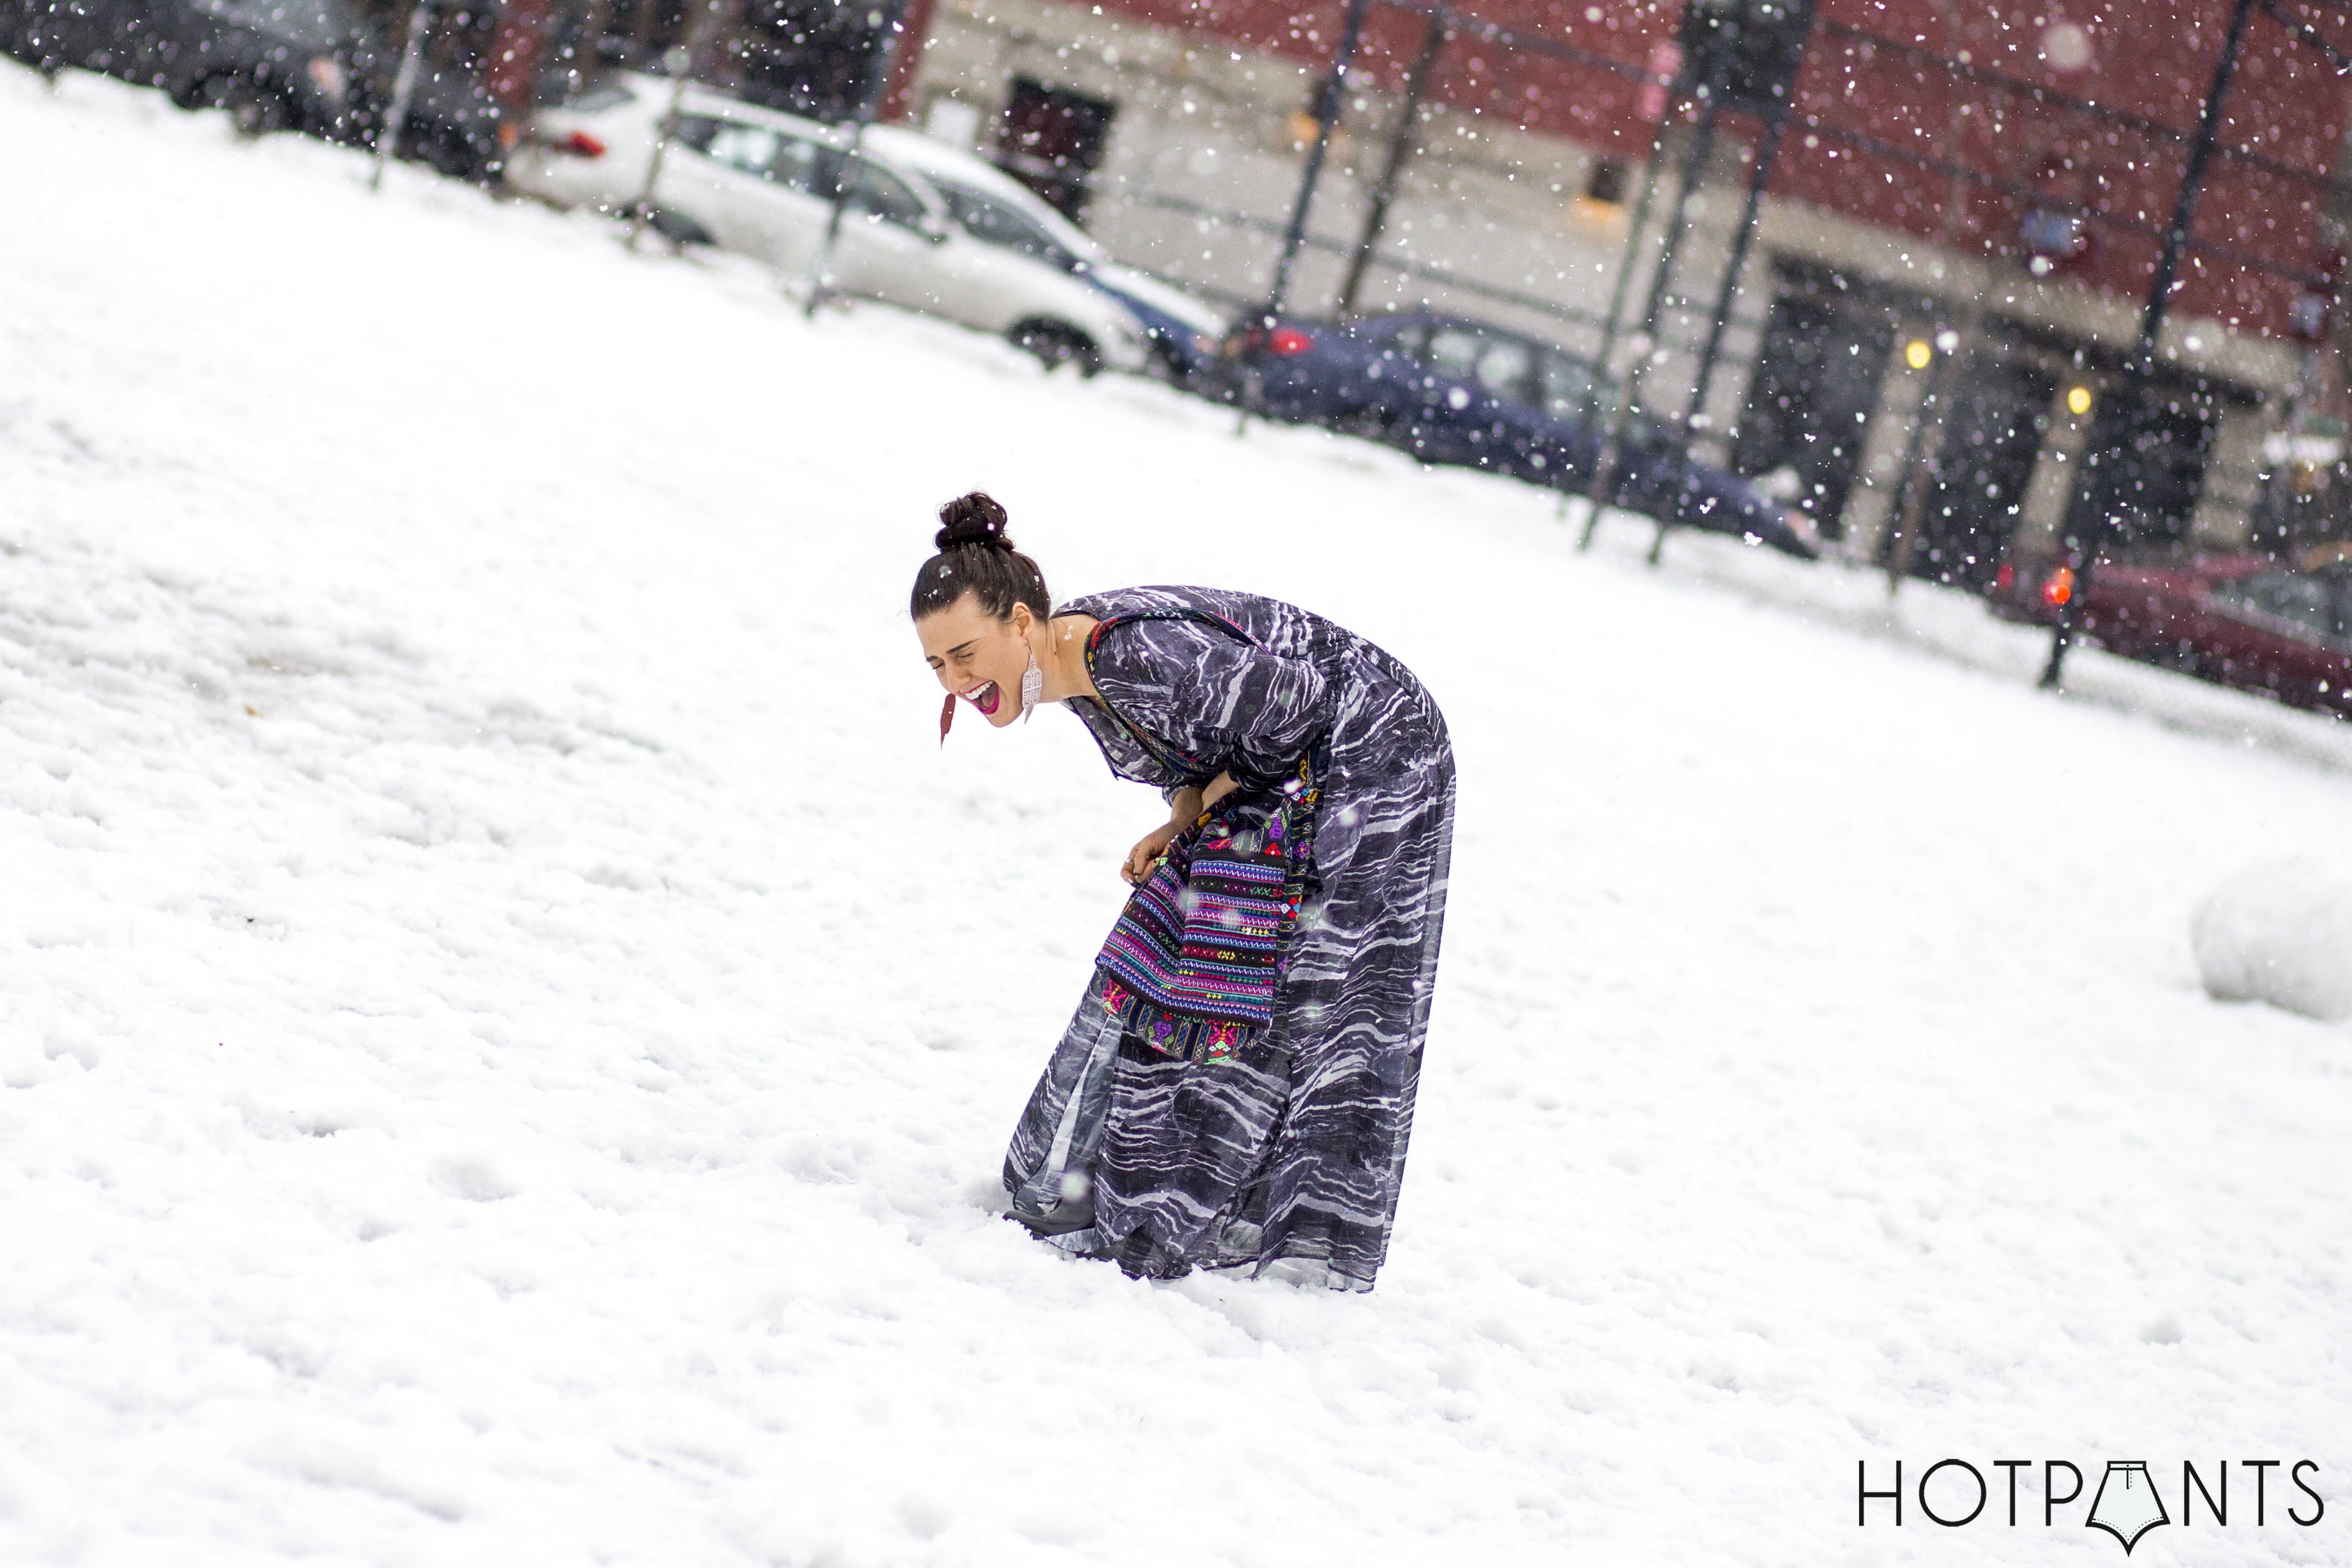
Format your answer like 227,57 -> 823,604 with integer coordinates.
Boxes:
1123,821 -> 1180,885
1121,775 -> 1240,885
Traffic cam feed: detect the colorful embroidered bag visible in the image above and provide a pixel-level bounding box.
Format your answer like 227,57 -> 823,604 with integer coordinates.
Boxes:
1083,611 -> 1320,1063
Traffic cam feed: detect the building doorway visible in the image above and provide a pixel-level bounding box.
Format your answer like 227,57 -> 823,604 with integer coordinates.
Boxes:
1910,357 -> 2057,588
1733,295 -> 1894,540
997,77 -> 1116,222
2073,379 -> 2221,550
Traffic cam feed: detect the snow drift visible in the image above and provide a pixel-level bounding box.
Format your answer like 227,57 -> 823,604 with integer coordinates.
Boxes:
2193,860 -> 2352,1023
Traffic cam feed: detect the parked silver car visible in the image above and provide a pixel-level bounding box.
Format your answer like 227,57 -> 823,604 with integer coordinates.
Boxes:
861,123 -> 1227,380
507,75 -> 1149,375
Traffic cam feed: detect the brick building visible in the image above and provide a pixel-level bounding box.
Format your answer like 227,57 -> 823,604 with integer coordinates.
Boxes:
526,0 -> 2352,571
883,0 -> 2352,573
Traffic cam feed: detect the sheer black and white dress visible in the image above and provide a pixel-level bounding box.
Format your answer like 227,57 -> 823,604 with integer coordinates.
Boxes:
1002,586 -> 1456,1291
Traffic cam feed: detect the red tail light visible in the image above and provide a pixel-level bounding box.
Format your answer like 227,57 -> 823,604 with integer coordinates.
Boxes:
1994,562 -> 2015,591
1268,328 -> 1314,356
562,129 -> 607,158
2042,566 -> 2075,608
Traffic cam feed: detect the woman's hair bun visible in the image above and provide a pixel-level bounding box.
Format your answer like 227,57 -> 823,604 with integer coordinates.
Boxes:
911,490 -> 1049,622
936,492 -> 1012,551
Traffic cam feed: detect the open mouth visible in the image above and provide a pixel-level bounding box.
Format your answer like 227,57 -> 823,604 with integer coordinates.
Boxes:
960,680 -> 1001,716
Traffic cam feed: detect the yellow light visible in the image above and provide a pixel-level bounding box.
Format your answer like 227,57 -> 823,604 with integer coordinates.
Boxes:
1904,339 -> 1933,370
2067,385 -> 2094,416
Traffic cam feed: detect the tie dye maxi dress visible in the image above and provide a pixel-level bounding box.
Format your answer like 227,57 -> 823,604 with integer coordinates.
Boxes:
1002,586 -> 1456,1291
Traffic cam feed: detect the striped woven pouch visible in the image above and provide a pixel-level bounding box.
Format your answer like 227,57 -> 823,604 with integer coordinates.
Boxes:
1096,763 -> 1314,1063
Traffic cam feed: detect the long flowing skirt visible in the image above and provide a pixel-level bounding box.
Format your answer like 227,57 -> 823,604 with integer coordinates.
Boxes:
1004,720 -> 1455,1292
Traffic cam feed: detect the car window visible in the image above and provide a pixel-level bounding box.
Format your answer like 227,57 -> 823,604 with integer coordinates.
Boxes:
934,183 -> 1080,270
677,118 -> 839,199
846,159 -> 929,227
673,116 -> 727,159
768,135 -> 830,196
1473,339 -> 1535,402
1426,326 -> 1485,383
1384,320 -> 1430,360
2220,570 -> 2346,640
701,121 -> 783,180
1355,317 -> 1427,361
1425,327 -> 1534,402
1539,351 -> 1599,419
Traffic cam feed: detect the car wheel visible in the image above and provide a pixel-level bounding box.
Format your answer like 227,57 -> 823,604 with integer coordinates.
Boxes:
202,76 -> 291,138
1010,321 -> 1101,378
1145,337 -> 1193,383
425,127 -> 497,183
639,207 -> 714,247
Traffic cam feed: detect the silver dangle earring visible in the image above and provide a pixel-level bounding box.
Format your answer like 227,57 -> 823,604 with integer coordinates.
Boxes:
1020,650 -> 1044,723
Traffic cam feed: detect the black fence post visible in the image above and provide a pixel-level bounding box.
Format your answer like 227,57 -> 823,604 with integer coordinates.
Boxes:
1337,7 -> 1447,318
1577,68 -> 1679,552
370,0 -> 435,192
1631,95 -> 1721,398
626,4 -> 729,251
1623,91 -> 1720,565
2042,0 -> 2255,689
1584,84 -> 1718,557
1264,0 -> 1375,321
1681,0 -> 1816,438
806,0 -> 914,314
1584,126 -> 1670,427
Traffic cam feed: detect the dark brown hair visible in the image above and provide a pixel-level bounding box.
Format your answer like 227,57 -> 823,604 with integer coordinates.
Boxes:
908,492 -> 1052,623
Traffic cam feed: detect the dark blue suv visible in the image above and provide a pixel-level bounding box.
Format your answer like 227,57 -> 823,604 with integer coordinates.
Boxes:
1228,310 -> 1817,559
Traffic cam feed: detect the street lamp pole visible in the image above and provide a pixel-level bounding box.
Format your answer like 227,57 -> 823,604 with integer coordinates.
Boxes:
1680,0 -> 1815,441
1335,8 -> 1446,319
2042,0 -> 2256,689
1263,0 -> 1375,323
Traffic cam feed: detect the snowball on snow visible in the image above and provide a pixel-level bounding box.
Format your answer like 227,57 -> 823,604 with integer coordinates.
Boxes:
2193,860 -> 2352,1023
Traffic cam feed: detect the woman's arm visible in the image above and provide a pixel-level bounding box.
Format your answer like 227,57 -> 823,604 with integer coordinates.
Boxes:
1174,644 -> 1331,791
1091,618 -> 1332,794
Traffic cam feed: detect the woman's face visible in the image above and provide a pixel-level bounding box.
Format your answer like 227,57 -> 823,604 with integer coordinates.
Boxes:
918,595 -> 1035,727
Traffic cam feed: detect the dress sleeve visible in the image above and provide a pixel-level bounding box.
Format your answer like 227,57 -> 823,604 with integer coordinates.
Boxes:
1103,619 -> 1333,792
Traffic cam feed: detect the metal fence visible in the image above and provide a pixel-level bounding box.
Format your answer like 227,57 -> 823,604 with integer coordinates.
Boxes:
1226,0 -> 2349,685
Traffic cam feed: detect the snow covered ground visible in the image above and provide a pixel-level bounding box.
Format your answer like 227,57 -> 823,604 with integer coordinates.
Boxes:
2,63 -> 2347,1568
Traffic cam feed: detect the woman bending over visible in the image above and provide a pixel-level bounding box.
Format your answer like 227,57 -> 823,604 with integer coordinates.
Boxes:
913,492 -> 1455,1292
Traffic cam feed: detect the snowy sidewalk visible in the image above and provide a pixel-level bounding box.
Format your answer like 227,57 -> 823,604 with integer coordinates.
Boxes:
1,64 -> 2346,1567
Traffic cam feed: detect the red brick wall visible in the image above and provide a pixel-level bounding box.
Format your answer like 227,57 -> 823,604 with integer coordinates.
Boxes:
1774,0 -> 2348,337
1086,0 -> 2349,335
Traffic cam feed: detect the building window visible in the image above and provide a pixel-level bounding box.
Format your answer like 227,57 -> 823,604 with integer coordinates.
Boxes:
1584,157 -> 1630,206
997,78 -> 1118,223
2076,382 -> 2220,549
